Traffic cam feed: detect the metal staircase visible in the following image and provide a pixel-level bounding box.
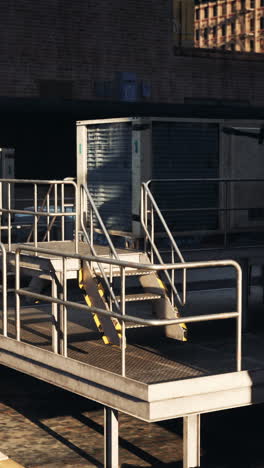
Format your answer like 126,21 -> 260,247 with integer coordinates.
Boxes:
79,183 -> 187,346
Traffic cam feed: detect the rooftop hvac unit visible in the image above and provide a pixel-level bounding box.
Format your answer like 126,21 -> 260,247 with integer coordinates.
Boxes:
76,117 -> 220,239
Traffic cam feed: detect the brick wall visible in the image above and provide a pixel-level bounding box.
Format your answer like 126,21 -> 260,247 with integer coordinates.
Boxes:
0,1 -> 264,108
0,0 -> 171,101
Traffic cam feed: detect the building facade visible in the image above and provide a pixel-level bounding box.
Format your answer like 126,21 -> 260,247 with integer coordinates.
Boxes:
194,0 -> 264,52
0,1 -> 263,180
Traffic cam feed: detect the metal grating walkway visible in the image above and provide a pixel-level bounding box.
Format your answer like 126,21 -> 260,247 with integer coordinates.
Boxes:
1,303 -> 262,385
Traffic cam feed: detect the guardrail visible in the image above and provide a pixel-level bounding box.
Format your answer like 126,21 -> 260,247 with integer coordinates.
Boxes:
146,178 -> 264,249
141,182 -> 186,308
13,245 -> 242,376
0,179 -> 78,252
80,183 -> 121,312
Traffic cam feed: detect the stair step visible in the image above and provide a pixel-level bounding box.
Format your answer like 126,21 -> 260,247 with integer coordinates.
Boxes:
116,292 -> 161,302
96,269 -> 154,278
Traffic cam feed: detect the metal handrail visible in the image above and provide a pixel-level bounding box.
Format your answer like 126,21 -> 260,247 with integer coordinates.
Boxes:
141,182 -> 186,307
0,179 -> 78,253
80,183 -> 121,312
80,183 -> 118,259
146,178 -> 264,249
14,245 -> 242,376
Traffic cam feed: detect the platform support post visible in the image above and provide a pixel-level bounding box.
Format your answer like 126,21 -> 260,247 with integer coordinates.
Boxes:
183,414 -> 200,468
51,275 -> 58,354
104,407 -> 119,468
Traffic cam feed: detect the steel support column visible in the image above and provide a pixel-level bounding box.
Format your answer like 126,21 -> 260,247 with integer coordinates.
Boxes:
183,414 -> 200,468
104,407 -> 119,468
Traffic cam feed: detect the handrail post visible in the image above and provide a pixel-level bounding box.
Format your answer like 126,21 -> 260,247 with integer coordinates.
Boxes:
7,182 -> 11,251
0,181 -> 2,244
63,257 -> 67,357
15,249 -> 21,341
236,262 -> 242,372
51,274 -> 58,354
33,183 -> 38,250
150,204 -> 154,263
121,266 -> 126,377
1,245 -> 7,337
61,183 -> 65,242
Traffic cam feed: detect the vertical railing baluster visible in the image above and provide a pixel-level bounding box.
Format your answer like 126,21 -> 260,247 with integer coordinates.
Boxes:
74,184 -> 78,253
51,275 -> 58,354
236,263 -> 242,372
151,204 -> 154,264
15,250 -> 21,341
2,246 -> 7,337
7,183 -> 11,251
121,266 -> 126,377
34,183 -> 38,250
171,247 -> 175,307
61,183 -> 65,241
54,184 -> 58,242
47,188 -> 50,242
0,182 -> 2,244
90,207 -> 94,249
144,188 -> 148,253
63,257 -> 67,357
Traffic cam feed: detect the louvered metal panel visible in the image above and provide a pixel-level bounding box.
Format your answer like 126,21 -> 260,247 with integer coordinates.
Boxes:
152,122 -> 219,231
87,122 -> 132,232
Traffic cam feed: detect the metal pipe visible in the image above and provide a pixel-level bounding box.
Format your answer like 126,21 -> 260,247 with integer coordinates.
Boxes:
151,204 -> 154,263
51,276 -> 58,354
81,184 -> 118,259
1,244 -> 7,337
15,250 -> 21,341
7,183 -> 11,251
147,178 -> 264,184
63,258 -> 67,357
121,267 -> 126,377
0,181 -> 2,244
236,263 -> 243,371
0,207 -> 77,217
142,183 -> 184,263
74,184 -> 78,254
33,183 -> 38,249
17,288 -> 239,325
15,245 -> 241,272
47,190 -> 50,242
61,184 -> 65,242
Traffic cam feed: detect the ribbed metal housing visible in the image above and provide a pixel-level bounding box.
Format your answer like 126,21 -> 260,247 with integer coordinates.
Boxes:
87,122 -> 132,232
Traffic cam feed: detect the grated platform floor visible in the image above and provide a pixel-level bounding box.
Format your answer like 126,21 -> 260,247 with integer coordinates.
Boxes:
0,299 -> 263,385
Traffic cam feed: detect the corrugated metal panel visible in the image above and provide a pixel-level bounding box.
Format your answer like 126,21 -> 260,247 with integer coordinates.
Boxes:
87,122 -> 132,232
152,122 -> 219,231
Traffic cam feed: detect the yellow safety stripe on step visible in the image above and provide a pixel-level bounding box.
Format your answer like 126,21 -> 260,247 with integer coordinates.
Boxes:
79,269 -> 122,346
84,294 -> 92,307
78,268 -> 84,289
97,282 -> 105,298
179,323 -> 188,341
180,322 -> 187,329
157,277 -> 167,292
